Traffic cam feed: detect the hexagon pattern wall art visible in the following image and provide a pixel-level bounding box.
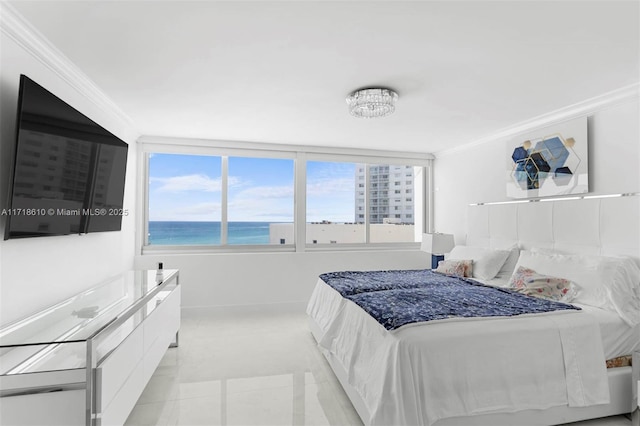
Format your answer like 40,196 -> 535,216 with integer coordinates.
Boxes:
506,116 -> 588,199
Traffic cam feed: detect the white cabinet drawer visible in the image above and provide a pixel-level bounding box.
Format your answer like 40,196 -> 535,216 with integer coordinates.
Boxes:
143,286 -> 180,353
99,361 -> 146,426
0,389 -> 84,426
142,286 -> 180,384
96,325 -> 144,412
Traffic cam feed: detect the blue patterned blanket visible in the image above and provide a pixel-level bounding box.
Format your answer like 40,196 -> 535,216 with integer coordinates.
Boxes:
319,270 -> 580,330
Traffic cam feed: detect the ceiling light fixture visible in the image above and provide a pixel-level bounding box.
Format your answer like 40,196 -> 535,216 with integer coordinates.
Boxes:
346,88 -> 398,118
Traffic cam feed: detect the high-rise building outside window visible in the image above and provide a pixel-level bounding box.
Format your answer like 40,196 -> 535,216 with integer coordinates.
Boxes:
355,164 -> 415,225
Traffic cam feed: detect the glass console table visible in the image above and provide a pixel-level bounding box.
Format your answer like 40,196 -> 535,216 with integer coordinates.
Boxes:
0,269 -> 180,426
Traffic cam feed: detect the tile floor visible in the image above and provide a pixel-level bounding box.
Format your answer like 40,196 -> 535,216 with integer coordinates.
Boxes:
125,310 -> 632,426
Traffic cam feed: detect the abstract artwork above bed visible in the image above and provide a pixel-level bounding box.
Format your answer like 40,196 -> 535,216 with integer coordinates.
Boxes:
506,116 -> 588,199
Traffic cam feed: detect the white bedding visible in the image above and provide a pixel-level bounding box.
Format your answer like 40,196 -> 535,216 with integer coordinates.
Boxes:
578,304 -> 640,360
474,277 -> 640,360
308,278 -> 612,426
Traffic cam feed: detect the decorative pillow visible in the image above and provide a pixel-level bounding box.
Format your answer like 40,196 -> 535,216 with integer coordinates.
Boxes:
508,266 -> 579,302
435,260 -> 469,277
448,245 -> 510,280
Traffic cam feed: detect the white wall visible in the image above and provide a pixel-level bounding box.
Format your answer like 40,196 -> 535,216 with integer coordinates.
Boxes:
0,12 -> 139,324
433,97 -> 640,244
135,250 -> 429,311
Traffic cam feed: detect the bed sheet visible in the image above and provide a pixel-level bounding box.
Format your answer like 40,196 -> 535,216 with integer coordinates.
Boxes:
465,277 -> 637,360
577,304 -> 640,360
308,278 -> 611,426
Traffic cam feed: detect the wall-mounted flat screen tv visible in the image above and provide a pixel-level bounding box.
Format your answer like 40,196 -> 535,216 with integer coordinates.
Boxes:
3,75 -> 128,240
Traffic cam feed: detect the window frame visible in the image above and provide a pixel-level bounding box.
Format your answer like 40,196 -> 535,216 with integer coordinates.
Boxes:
138,137 -> 433,254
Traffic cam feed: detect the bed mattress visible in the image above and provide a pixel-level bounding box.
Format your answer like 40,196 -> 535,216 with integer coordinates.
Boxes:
578,304 -> 640,360
308,276 -> 625,426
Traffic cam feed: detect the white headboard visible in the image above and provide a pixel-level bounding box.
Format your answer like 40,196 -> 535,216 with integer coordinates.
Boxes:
467,196 -> 639,260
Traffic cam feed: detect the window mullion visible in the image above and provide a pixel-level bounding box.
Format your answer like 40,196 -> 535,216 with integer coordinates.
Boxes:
141,151 -> 150,248
221,156 -> 228,245
295,154 -> 306,252
365,164 -> 371,243
426,161 -> 433,234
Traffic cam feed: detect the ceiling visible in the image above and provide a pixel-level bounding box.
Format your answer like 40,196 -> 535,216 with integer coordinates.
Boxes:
7,1 -> 639,155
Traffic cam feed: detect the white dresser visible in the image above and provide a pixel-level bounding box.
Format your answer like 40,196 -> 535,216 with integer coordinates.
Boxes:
0,269 -> 180,426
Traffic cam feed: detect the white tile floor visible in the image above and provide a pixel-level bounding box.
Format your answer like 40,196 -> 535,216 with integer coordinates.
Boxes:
125,310 -> 632,426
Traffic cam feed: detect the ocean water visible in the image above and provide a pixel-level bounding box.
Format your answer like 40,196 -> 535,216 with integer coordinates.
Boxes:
148,221 -> 278,245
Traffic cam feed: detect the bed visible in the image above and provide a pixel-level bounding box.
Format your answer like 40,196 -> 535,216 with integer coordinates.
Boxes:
307,196 -> 640,426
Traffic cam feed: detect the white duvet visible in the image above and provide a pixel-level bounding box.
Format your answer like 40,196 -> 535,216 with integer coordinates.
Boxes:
308,279 -> 610,426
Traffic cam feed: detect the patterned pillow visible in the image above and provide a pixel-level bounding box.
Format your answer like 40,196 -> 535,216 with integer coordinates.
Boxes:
436,259 -> 472,277
508,266 -> 579,302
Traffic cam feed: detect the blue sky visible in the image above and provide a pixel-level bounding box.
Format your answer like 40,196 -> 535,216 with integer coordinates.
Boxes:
148,154 -> 357,222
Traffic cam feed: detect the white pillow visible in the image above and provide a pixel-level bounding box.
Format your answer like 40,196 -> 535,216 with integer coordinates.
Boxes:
513,251 -> 605,306
495,246 -> 520,280
513,251 -> 640,326
447,245 -> 486,259
448,246 -> 511,281
600,256 -> 640,326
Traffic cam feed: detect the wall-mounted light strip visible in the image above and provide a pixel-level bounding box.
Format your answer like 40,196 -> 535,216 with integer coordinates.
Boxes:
582,193 -> 635,199
470,192 -> 639,206
539,196 -> 582,203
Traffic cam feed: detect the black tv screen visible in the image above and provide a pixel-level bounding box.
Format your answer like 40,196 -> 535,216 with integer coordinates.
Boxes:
3,75 -> 128,239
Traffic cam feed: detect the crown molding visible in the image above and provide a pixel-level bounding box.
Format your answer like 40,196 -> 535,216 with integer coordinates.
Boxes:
138,135 -> 436,162
435,82 -> 640,158
0,3 -> 138,135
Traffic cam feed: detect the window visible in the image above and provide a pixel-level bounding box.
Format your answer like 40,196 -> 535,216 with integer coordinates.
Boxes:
227,157 -> 294,245
306,161 -> 364,244
148,153 -> 222,245
147,154 -> 293,246
143,145 -> 429,251
307,161 -> 420,244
